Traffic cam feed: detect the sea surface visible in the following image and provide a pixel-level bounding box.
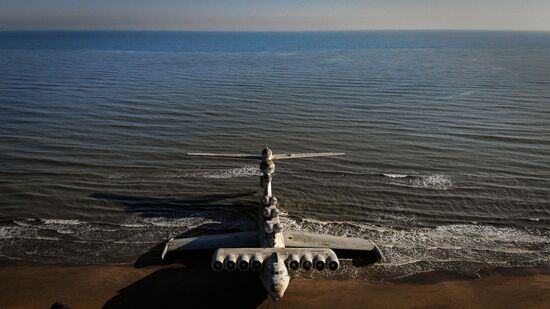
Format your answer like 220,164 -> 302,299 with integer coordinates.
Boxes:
1,31 -> 549,278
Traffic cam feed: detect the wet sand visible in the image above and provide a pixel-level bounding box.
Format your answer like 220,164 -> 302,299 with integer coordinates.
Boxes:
0,264 -> 549,309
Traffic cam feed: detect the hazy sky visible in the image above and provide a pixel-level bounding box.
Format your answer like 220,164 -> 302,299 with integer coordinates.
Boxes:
1,0 -> 550,31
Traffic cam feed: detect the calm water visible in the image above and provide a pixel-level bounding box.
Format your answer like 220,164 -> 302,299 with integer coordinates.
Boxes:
1,31 -> 549,278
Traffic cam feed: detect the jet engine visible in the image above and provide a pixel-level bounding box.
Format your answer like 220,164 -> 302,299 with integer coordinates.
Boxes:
326,255 -> 340,271
224,254 -> 237,271
286,254 -> 300,270
313,254 -> 326,270
250,254 -> 263,271
212,254 -> 224,272
301,253 -> 313,270
238,254 -> 250,271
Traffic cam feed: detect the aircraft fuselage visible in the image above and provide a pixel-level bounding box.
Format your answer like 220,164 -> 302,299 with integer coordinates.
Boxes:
257,146 -> 290,299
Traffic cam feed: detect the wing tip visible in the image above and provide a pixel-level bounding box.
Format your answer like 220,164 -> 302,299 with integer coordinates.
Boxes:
373,243 -> 384,262
161,238 -> 174,260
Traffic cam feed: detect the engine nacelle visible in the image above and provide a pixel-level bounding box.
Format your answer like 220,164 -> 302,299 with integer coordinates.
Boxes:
238,254 -> 250,271
224,254 -> 237,271
212,254 -> 224,272
301,253 -> 313,270
286,254 -> 300,270
326,255 -> 340,271
250,254 -> 263,271
314,254 -> 326,270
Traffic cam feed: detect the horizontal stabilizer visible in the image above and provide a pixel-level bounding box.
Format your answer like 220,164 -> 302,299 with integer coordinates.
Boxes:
272,152 -> 345,160
186,152 -> 344,160
187,153 -> 262,159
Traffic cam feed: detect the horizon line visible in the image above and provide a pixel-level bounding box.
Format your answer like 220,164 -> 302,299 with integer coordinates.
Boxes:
2,28 -> 550,33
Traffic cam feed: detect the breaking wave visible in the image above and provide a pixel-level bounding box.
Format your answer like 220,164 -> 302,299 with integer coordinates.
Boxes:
199,166 -> 262,179
381,173 -> 453,190
1,213 -> 548,279
280,214 -> 550,278
381,173 -> 409,178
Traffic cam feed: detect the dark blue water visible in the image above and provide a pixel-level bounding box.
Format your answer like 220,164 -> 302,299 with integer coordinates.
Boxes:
0,31 -> 549,278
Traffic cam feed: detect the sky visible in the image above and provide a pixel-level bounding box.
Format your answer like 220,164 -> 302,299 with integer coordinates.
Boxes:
1,0 -> 549,31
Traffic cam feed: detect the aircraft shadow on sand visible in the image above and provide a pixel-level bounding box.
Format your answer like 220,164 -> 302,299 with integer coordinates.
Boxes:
102,266 -> 271,309
91,191 -> 274,308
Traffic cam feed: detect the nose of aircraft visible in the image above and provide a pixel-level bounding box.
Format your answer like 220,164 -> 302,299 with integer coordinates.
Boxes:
269,281 -> 289,300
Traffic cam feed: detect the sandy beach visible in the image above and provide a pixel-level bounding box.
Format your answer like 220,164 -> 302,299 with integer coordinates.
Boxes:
0,263 -> 548,309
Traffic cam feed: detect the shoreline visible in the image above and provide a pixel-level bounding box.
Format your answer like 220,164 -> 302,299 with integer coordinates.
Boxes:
0,263 -> 548,308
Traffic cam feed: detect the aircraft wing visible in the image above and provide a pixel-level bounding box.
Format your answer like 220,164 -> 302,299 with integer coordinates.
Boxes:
162,231 -> 258,259
283,231 -> 383,262
215,247 -> 337,260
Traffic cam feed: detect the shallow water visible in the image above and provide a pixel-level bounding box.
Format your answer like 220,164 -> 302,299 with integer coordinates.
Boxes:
0,31 -> 549,277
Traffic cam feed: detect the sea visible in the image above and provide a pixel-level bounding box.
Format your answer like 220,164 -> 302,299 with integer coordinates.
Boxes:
0,31 -> 549,279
